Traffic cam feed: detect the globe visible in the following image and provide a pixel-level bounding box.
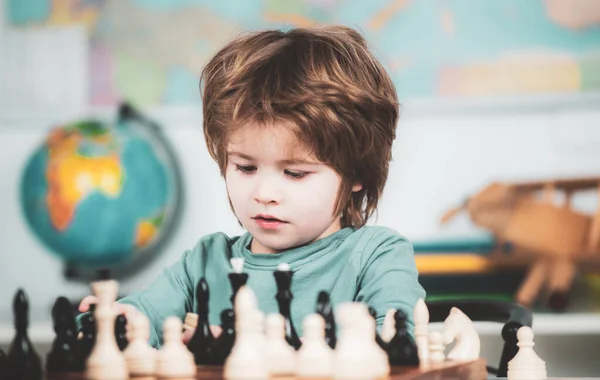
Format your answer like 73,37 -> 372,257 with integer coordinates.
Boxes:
20,103 -> 182,274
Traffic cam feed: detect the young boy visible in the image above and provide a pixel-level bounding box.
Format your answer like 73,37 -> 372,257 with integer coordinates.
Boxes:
79,25 -> 426,348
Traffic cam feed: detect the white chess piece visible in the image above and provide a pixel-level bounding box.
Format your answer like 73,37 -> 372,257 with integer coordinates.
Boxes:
231,257 -> 245,273
123,313 -> 156,377
224,286 -> 269,380
265,313 -> 296,378
414,298 -> 430,363
297,314 -> 333,379
156,317 -> 196,379
381,308 -> 396,343
507,326 -> 547,380
85,279 -> 129,380
333,302 -> 379,380
428,331 -> 445,364
443,307 -> 480,360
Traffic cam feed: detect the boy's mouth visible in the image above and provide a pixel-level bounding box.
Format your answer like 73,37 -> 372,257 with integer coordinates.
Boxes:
253,214 -> 287,223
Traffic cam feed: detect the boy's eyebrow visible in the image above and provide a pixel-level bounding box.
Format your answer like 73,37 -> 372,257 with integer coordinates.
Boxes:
227,151 -> 320,165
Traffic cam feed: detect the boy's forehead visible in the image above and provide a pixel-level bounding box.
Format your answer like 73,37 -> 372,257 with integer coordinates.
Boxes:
227,122 -> 317,161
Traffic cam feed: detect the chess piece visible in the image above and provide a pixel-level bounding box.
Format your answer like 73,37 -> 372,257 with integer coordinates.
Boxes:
274,263 -> 302,350
0,349 -> 7,379
333,303 -> 380,380
114,314 -> 128,351
224,286 -> 269,380
187,277 -> 216,365
156,317 -> 196,379
123,314 -> 156,378
297,314 -> 333,379
85,279 -> 129,380
78,303 -> 96,361
266,313 -> 297,378
212,308 -> 236,364
414,298 -> 429,363
6,289 -> 42,380
428,331 -> 445,364
315,291 -> 336,349
368,306 -> 388,350
386,309 -> 419,366
46,296 -> 84,375
381,308 -> 396,343
507,326 -> 547,380
443,307 -> 480,360
229,257 -> 249,305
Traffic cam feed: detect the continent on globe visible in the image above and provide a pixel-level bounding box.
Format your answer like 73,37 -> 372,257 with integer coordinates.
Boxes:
20,103 -> 182,277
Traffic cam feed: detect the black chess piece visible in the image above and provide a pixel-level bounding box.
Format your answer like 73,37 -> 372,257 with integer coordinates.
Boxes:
386,309 -> 419,366
0,349 -> 7,379
212,308 -> 236,364
228,266 -> 249,306
274,264 -> 302,350
46,296 -> 84,374
368,306 -> 388,351
315,291 -> 336,349
78,303 -> 96,361
6,289 -> 42,380
187,278 -> 216,364
114,314 -> 128,351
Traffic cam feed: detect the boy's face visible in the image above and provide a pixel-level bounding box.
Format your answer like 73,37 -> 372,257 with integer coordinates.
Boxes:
225,122 -> 348,254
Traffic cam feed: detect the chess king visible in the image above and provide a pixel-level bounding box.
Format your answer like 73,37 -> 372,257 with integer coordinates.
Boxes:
77,24 -> 426,350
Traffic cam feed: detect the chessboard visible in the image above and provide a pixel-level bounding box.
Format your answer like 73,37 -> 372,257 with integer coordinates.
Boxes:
2,259 -> 546,380
43,359 -> 488,380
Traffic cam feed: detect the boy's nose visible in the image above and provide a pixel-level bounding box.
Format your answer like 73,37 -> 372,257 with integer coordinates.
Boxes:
253,180 -> 282,205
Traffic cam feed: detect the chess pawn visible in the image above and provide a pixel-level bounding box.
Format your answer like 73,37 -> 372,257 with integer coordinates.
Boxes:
507,326 -> 547,380
315,291 -> 336,349
428,331 -> 445,364
296,314 -> 333,379
0,349 -> 7,379
46,296 -> 84,375
224,286 -> 269,380
78,303 -> 97,361
123,314 -> 156,378
333,302 -> 377,380
85,280 -> 129,380
265,313 -> 296,378
115,314 -> 128,351
386,309 -> 419,367
6,288 -> 42,380
156,317 -> 196,379
413,298 -> 429,363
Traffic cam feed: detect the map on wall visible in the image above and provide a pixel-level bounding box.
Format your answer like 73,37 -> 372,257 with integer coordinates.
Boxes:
5,0 -> 600,107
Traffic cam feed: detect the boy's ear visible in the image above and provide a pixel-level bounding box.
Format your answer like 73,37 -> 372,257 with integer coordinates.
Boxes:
352,182 -> 362,192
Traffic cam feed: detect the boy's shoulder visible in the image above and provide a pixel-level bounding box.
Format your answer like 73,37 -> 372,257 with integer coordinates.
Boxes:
348,225 -> 411,248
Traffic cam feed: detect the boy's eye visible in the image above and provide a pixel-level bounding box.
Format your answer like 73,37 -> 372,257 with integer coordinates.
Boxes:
285,170 -> 309,179
235,164 -> 256,174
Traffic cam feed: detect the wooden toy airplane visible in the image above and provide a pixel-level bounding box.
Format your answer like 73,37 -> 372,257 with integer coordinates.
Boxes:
437,176 -> 600,311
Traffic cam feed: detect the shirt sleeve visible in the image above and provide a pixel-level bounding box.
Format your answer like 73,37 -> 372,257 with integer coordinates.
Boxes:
116,248 -> 198,348
355,228 -> 426,337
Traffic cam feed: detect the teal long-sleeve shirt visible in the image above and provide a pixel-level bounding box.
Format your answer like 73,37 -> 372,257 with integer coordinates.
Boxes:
115,225 -> 426,348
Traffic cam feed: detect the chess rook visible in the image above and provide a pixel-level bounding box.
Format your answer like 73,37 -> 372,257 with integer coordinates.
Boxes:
273,263 -> 302,350
6,289 -> 42,380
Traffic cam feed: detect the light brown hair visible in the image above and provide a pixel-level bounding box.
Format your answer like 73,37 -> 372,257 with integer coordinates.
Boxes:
201,25 -> 399,228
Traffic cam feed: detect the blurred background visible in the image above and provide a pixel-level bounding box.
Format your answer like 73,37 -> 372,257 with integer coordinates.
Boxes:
1,0 -> 600,376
